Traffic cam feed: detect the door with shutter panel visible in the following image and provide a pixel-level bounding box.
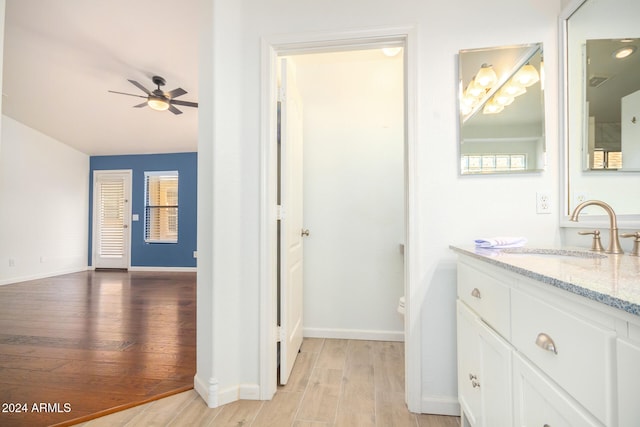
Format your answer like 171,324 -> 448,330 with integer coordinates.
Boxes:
93,170 -> 132,269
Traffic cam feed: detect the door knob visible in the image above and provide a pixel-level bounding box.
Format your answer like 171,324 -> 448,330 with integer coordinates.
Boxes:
301,229 -> 310,237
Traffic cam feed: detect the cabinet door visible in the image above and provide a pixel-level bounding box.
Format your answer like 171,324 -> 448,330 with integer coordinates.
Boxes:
477,313 -> 513,427
457,301 -> 513,427
457,301 -> 482,426
618,337 -> 640,426
513,353 -> 603,427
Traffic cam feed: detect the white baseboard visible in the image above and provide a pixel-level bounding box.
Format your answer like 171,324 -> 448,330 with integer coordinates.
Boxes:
193,374 -> 261,408
127,266 -> 197,272
194,374 -> 218,408
0,266 -> 89,286
217,383 -> 261,405
421,394 -> 461,416
304,327 -> 404,342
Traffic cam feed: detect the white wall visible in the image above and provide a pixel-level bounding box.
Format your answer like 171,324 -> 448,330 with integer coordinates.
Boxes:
0,0 -> 5,159
292,51 -> 405,341
198,0 -> 562,413
0,116 -> 89,285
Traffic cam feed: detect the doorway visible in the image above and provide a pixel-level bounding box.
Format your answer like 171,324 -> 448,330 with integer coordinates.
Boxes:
289,48 -> 405,341
92,169 -> 132,269
268,36 -> 412,404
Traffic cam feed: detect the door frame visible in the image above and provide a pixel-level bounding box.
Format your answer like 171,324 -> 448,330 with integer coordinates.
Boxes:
92,169 -> 132,269
258,25 -> 421,411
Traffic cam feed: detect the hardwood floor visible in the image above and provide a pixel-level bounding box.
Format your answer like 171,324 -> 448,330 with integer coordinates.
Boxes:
74,338 -> 460,426
0,271 -> 460,426
0,270 -> 196,427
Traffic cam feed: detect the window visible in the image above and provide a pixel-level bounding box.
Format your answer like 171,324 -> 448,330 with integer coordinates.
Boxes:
144,171 -> 179,243
461,154 -> 527,173
592,149 -> 622,169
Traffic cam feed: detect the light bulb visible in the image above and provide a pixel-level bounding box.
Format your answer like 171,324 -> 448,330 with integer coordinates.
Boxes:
475,64 -> 498,88
465,81 -> 485,98
147,96 -> 170,111
513,64 -> 540,87
483,99 -> 504,114
494,91 -> 514,106
613,45 -> 637,59
502,82 -> 527,97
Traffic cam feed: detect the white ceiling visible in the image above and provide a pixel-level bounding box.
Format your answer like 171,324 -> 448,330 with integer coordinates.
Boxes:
2,0 -> 199,156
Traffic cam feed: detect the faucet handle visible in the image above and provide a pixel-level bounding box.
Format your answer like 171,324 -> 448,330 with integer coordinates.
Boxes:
578,230 -> 605,252
621,232 -> 640,256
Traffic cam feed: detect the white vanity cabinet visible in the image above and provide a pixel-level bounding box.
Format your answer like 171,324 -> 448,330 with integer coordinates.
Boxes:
454,253 -> 640,427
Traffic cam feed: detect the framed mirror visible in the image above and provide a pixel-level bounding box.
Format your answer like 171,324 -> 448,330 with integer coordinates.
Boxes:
458,43 -> 545,175
563,0 -> 640,219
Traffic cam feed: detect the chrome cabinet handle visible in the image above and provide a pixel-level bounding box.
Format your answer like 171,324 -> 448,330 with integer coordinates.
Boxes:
535,333 -> 558,354
469,373 -> 477,380
301,229 -> 310,237
471,288 -> 481,299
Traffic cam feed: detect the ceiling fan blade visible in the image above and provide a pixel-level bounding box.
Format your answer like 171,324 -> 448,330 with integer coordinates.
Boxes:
108,90 -> 147,99
166,87 -> 187,99
133,102 -> 148,108
128,79 -> 152,95
171,100 -> 198,108
168,104 -> 183,115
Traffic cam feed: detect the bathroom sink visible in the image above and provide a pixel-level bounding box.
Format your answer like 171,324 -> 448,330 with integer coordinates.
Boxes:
501,247 -> 607,259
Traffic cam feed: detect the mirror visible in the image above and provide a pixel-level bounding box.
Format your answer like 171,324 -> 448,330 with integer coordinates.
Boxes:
584,38 -> 640,170
458,43 -> 545,175
564,0 -> 640,217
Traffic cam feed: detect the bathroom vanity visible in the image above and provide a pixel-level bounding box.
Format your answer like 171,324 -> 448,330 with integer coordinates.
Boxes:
450,246 -> 640,427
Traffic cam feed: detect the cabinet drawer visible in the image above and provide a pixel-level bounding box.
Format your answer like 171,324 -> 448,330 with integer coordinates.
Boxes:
458,261 -> 510,339
513,353 -> 603,427
511,289 -> 615,424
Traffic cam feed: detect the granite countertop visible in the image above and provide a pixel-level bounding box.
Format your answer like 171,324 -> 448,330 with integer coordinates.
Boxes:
450,245 -> 640,317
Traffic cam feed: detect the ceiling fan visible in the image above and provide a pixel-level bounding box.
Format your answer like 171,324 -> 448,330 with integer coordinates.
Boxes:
108,75 -> 198,115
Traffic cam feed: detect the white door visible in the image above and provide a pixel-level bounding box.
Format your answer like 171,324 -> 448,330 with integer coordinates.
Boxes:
278,57 -> 305,385
622,89 -> 640,169
93,170 -> 132,269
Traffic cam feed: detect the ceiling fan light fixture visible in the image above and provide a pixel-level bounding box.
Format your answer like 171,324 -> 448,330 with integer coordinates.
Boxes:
147,96 -> 169,111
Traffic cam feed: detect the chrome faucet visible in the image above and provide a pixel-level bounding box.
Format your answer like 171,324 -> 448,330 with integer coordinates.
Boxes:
570,200 -> 624,254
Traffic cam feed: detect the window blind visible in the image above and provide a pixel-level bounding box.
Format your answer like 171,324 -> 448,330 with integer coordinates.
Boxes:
144,171 -> 179,243
98,178 -> 125,257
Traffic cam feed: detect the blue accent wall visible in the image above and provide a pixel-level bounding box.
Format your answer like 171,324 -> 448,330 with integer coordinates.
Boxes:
89,152 -> 197,268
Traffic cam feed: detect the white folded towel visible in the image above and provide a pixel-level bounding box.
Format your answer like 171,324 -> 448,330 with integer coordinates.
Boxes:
474,236 -> 527,249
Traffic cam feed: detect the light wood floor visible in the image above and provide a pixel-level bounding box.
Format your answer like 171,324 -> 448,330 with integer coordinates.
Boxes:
0,270 -> 196,427
74,338 -> 460,426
